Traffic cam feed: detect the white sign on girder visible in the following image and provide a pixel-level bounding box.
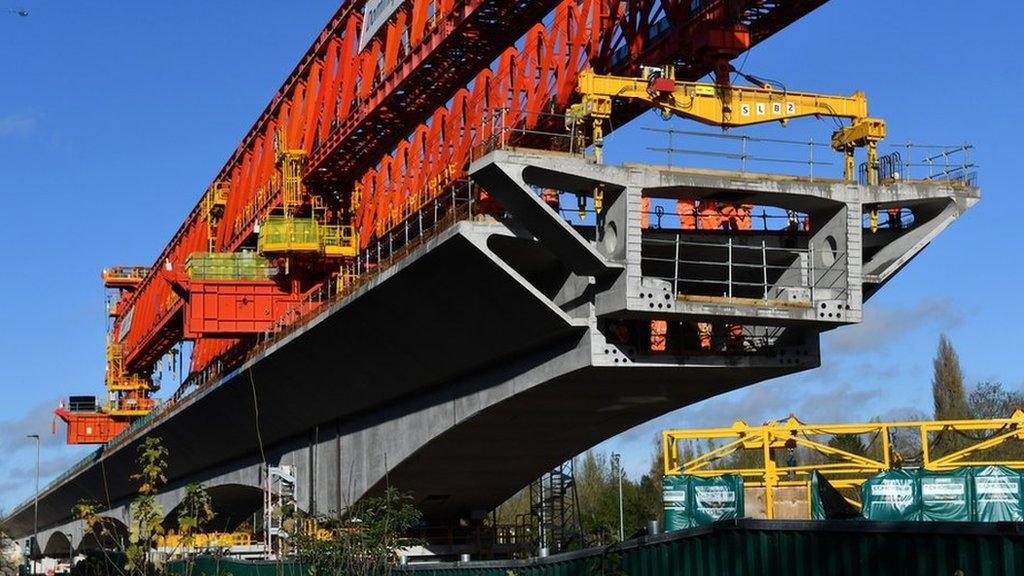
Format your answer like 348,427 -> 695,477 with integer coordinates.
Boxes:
360,0 -> 406,51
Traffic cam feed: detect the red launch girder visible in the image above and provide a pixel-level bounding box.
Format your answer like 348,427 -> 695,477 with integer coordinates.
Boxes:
111,0 -> 828,379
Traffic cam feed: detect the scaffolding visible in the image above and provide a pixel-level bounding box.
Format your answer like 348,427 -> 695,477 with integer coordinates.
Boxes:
529,459 -> 582,555
264,465 -> 297,558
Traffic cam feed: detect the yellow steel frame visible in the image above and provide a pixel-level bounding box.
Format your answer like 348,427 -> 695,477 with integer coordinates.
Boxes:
202,182 -> 230,252
663,410 -> 1024,518
571,67 -> 886,183
157,531 -> 253,550
105,342 -> 154,393
279,149 -> 307,214
101,266 -> 150,289
257,144 -> 360,258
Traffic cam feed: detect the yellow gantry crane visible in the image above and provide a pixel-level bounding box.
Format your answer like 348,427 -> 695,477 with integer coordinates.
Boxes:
569,66 -> 886,183
662,410 -> 1024,518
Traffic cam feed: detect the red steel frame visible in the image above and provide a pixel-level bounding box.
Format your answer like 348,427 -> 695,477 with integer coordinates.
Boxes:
109,0 -> 828,387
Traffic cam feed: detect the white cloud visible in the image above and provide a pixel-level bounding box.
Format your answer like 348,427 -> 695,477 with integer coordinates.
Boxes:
826,298 -> 962,354
0,112 -> 41,137
0,401 -> 65,454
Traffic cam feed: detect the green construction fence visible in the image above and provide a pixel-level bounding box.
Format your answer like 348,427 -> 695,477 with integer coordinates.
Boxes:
861,466 -> 1024,522
165,519 -> 1024,576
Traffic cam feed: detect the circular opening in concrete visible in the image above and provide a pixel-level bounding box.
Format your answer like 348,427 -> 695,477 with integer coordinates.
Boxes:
822,235 -> 838,267
602,221 -> 618,254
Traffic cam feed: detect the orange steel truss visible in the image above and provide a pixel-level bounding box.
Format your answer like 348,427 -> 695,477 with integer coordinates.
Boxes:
100,0 -> 828,414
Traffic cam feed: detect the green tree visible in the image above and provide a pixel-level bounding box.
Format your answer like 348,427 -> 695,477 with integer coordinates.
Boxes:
293,486 -> 422,576
0,524 -> 16,576
632,439 -> 664,533
575,451 -> 617,545
174,482 -> 215,576
826,434 -> 868,462
933,334 -> 969,421
126,436 -> 168,573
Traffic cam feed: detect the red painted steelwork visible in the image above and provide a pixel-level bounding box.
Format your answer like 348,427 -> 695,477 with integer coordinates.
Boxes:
55,409 -> 130,445
105,0 -> 828,391
184,282 -> 299,338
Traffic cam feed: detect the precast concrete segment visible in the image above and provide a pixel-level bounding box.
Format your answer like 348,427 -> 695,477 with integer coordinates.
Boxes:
3,222 -> 583,537
470,150 -> 978,325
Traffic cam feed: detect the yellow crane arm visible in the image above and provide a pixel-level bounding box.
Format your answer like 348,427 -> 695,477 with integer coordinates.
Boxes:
570,68 -> 886,182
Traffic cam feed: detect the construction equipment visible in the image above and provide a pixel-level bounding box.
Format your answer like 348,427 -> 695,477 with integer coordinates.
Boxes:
264,465 -> 297,559
662,410 -> 1024,519
569,66 -> 886,181
54,1 -> 834,444
530,460 -> 582,554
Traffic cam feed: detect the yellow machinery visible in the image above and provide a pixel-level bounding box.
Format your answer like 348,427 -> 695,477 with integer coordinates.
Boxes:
663,410 -> 1024,518
569,66 -> 886,183
256,145 -> 358,259
156,531 -> 253,551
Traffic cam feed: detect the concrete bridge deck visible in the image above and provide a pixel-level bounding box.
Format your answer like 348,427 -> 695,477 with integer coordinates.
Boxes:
2,150 -> 978,560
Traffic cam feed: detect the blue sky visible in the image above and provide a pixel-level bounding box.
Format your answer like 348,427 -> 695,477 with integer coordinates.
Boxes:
0,0 -> 1017,510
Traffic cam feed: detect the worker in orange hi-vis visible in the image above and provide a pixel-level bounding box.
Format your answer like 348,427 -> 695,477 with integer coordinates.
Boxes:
650,319 -> 667,352
542,188 -> 560,212
735,204 -> 753,230
720,203 -> 754,231
676,199 -> 698,229
727,323 -> 744,350
641,196 -> 651,229
698,200 -> 723,230
887,207 -> 902,229
697,322 -> 713,350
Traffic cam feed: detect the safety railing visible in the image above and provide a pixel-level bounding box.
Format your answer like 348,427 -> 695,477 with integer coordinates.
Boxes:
642,126 -> 978,187
641,126 -> 835,179
641,234 -> 847,304
183,251 -> 277,281
636,204 -> 810,233
320,223 -> 358,254
887,142 -> 977,185
470,108 -> 588,161
109,185 -> 482,458
101,266 -> 149,286
252,187 -> 476,344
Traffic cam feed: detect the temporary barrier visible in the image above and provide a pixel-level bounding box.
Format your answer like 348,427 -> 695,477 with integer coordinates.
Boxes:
920,468 -> 972,522
662,475 -> 693,530
167,519 -> 1024,576
690,475 -> 744,525
860,469 -> 921,521
972,466 -> 1024,522
663,474 -> 743,530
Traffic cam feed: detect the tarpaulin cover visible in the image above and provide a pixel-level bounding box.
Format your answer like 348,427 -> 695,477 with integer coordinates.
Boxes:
971,465 -> 1024,522
861,469 -> 921,521
663,475 -> 694,531
810,471 -> 861,520
689,475 -> 745,525
919,468 -> 972,522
